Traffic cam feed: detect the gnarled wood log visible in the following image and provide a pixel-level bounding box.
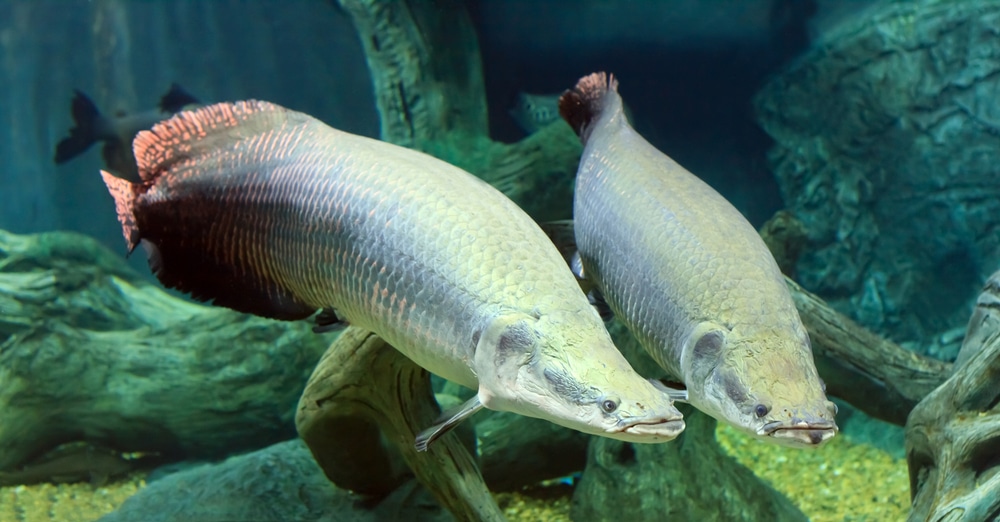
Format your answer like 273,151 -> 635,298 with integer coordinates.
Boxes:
0,229 -> 328,471
295,327 -> 505,522
336,0 -> 581,222
788,277 -> 950,426
906,272 -> 1000,521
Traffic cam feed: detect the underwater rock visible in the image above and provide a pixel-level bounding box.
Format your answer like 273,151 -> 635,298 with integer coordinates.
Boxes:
0,228 -> 328,471
906,271 -> 1000,521
571,404 -> 807,522
98,439 -> 454,522
755,0 -> 1000,355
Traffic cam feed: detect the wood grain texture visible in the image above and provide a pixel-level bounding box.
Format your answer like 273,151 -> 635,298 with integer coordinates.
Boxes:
906,272 -> 1000,521
0,229 -> 329,471
296,327 -> 506,522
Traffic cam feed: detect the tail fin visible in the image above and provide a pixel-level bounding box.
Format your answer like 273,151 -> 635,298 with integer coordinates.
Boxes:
100,170 -> 140,253
158,83 -> 200,113
558,72 -> 620,142
54,90 -> 104,164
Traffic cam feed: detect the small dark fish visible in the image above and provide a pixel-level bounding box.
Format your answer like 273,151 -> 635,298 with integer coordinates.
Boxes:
54,83 -> 200,180
508,92 -> 564,135
510,90 -> 635,136
0,444 -> 141,487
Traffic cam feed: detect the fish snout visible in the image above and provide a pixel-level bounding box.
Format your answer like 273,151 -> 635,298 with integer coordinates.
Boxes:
617,417 -> 686,442
760,417 -> 838,447
613,401 -> 686,442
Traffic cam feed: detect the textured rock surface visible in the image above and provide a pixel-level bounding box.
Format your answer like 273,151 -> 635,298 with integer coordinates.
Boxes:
98,439 -> 453,522
571,404 -> 807,522
755,0 -> 1000,356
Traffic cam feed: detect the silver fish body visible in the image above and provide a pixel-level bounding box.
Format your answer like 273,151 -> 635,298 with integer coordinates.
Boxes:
101,100 -> 685,445
562,73 -> 837,447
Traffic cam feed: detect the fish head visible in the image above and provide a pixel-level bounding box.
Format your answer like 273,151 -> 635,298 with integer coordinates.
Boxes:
682,322 -> 838,448
474,309 -> 685,443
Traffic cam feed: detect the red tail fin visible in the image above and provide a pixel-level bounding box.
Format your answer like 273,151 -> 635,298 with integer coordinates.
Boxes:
558,72 -> 620,142
100,170 -> 140,253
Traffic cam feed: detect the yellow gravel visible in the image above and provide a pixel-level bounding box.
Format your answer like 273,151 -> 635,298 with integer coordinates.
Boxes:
0,428 -> 908,522
496,484 -> 573,522
0,475 -> 145,522
715,423 -> 910,522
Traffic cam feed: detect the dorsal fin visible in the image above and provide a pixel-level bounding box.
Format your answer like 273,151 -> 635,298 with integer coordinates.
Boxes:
558,72 -> 621,142
133,100 -> 293,184
158,83 -> 200,113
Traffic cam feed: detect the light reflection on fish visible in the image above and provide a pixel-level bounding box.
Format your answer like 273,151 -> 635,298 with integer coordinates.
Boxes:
557,72 -> 837,448
100,100 -> 685,450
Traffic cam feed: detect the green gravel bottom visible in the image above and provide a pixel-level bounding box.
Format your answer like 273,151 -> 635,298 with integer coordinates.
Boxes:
0,428 -> 909,522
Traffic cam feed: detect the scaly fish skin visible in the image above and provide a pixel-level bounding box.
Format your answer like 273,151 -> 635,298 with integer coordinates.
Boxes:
102,100 -> 685,445
562,73 -> 837,448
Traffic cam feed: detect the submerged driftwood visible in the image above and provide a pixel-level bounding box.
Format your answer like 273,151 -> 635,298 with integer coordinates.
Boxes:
336,0 -> 581,222
0,229 -> 328,471
906,272 -> 1000,521
295,327 -> 504,522
4,2 -> 996,520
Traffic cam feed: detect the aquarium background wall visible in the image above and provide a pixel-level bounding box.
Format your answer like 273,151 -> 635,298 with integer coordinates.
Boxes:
0,0 -> 377,260
6,0 -> 998,520
2,0 -> 875,260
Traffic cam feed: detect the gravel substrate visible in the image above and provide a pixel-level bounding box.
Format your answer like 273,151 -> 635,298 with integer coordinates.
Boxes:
0,426 -> 909,521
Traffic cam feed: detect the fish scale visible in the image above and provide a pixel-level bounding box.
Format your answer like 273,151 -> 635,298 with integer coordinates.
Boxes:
561,72 -> 837,447
101,99 -> 686,446
137,106 -> 551,385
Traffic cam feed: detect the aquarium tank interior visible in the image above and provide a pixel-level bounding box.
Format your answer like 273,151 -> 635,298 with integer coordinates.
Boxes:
1,1 -> 999,521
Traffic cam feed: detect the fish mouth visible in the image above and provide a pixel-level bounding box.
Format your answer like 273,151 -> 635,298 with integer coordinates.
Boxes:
760,420 -> 837,447
616,418 -> 686,442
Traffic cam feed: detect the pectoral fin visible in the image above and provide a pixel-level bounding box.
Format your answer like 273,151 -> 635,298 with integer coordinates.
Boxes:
651,379 -> 689,402
587,288 -> 614,323
539,220 -> 578,267
312,308 -> 348,334
540,220 -> 596,293
414,395 -> 483,452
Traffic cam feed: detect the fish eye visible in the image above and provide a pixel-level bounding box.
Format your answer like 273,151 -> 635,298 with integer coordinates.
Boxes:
601,399 -> 619,413
754,404 -> 770,418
